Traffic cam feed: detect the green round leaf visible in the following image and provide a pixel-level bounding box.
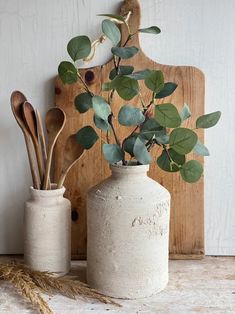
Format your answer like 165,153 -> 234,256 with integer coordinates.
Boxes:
102,82 -> 113,91
118,105 -> 145,126
180,103 -> 191,121
155,103 -> 181,128
180,160 -> 203,183
157,148 -> 185,172
111,46 -> 139,59
127,69 -> 151,80
196,111 -> 221,129
123,134 -> 138,157
155,82 -> 177,99
109,65 -> 134,80
102,19 -> 121,46
94,115 -> 110,132
74,92 -> 92,113
113,76 -> 139,100
139,26 -> 161,34
169,128 -> 198,155
193,139 -> 210,156
103,144 -> 124,164
92,96 -> 111,121
144,70 -> 164,93
67,36 -> 91,62
58,61 -> 78,84
141,118 -> 162,132
133,138 -> 152,165
76,126 -> 99,149
155,133 -> 169,144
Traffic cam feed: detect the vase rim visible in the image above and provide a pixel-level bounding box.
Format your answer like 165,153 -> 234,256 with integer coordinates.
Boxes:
110,161 -> 149,174
29,183 -> 65,197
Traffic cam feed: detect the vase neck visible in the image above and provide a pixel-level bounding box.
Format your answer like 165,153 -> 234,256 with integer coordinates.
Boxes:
29,184 -> 65,202
110,163 -> 149,180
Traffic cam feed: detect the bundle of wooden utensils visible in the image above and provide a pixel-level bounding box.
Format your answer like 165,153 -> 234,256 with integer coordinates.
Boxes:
11,91 -> 84,190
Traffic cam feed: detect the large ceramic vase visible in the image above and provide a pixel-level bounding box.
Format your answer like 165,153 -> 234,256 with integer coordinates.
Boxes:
24,185 -> 71,276
87,163 -> 171,299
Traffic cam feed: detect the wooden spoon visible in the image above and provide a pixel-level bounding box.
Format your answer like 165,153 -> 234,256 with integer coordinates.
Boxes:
57,134 -> 85,189
35,109 -> 47,165
10,91 -> 40,189
42,108 -> 66,190
22,102 -> 44,183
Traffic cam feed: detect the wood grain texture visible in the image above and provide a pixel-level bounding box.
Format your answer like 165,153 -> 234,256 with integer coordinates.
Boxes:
54,0 -> 205,260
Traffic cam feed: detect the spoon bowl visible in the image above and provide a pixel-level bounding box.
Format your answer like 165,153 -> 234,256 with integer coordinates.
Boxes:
22,101 -> 44,183
11,91 -> 40,189
42,108 -> 66,190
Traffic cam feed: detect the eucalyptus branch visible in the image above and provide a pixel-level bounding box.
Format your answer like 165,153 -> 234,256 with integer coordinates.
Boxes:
108,114 -> 120,146
162,144 -> 181,171
77,70 -> 93,96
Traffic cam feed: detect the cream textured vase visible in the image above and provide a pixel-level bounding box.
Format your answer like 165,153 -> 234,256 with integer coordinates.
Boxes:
87,163 -> 171,299
24,185 -> 71,276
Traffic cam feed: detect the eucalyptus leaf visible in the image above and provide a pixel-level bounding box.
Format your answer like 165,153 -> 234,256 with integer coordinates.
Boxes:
74,92 -> 92,113
127,69 -> 151,80
102,82 -> 113,91
180,160 -> 203,183
180,103 -> 191,121
94,115 -> 110,132
156,133 -> 169,144
123,133 -> 138,156
114,76 -> 139,100
58,61 -> 78,84
118,105 -> 145,126
102,19 -> 121,45
109,65 -> 134,80
196,111 -> 221,129
140,119 -> 164,141
103,144 -> 124,164
76,126 -> 99,149
193,139 -> 210,156
155,82 -> 177,99
98,14 -> 125,22
144,70 -> 164,93
169,128 -> 198,155
111,46 -> 139,59
157,148 -> 185,172
92,96 -> 111,121
67,36 -> 91,62
155,103 -> 181,128
141,118 -> 162,132
139,26 -> 161,34
133,138 -> 152,165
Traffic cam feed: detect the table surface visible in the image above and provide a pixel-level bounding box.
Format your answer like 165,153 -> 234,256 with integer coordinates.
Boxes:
0,256 -> 234,314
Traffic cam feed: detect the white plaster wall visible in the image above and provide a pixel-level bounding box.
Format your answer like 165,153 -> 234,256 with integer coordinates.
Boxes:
0,0 -> 234,255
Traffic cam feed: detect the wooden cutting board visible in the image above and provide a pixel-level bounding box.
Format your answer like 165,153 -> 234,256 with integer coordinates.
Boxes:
54,0 -> 205,260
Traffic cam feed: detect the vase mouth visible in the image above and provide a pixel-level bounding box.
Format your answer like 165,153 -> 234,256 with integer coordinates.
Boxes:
29,183 -> 65,197
110,161 -> 149,174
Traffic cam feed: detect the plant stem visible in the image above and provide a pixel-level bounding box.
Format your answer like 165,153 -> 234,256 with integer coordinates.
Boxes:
108,114 -> 120,146
77,70 -> 93,96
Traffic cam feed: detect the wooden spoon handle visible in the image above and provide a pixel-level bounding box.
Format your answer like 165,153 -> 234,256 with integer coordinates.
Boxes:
35,109 -> 47,163
42,143 -> 54,190
57,171 -> 67,189
24,133 -> 40,189
34,141 -> 45,184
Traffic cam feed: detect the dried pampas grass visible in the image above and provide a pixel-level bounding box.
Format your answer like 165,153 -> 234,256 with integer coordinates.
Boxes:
0,262 -> 120,314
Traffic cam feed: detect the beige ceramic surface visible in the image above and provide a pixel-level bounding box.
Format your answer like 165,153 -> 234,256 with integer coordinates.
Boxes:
24,185 -> 71,276
87,164 -> 170,298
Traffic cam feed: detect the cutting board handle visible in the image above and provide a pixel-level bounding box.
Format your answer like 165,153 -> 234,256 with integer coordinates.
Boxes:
120,0 -> 141,49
